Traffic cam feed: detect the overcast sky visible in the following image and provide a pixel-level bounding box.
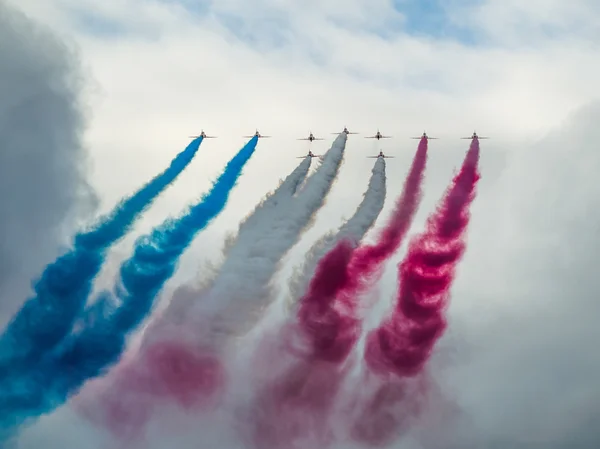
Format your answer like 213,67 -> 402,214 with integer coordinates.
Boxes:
4,0 -> 600,448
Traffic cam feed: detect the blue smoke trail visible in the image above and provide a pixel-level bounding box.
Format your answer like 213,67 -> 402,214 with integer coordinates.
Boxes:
0,136 -> 258,438
0,137 -> 203,374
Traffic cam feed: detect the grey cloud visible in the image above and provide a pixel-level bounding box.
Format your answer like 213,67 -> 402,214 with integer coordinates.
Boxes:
0,3 -> 96,323
428,101 -> 600,449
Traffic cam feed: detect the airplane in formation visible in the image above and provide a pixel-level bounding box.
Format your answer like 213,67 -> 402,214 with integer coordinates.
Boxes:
367,151 -> 394,159
461,131 -> 489,140
189,130 -> 217,139
244,129 -> 271,139
332,126 -> 359,135
298,132 -> 324,142
297,150 -> 322,159
195,129 -> 487,140
365,129 -> 391,140
411,131 -> 438,140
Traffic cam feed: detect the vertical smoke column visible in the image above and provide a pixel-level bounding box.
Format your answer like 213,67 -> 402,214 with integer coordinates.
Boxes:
244,158 -> 387,449
0,137 -> 203,373
353,139 -> 481,446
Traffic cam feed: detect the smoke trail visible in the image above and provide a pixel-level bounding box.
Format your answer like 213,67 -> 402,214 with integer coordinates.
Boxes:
163,133 -> 348,344
242,160 -> 387,449
352,139 -> 481,447
157,156 -> 313,328
294,138 -> 429,366
366,138 -> 480,376
0,137 -> 203,372
346,136 -> 428,285
0,137 -> 256,439
289,156 -> 387,301
90,135 -> 346,441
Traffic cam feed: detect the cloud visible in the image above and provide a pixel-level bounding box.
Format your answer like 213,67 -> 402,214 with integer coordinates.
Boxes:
431,101 -> 600,448
0,2 -> 96,323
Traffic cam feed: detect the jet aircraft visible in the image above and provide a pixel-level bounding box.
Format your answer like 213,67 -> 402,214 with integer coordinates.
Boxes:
367,151 -> 394,159
297,150 -> 322,159
461,131 -> 489,139
298,132 -> 324,141
332,126 -> 359,135
411,131 -> 438,140
244,129 -> 271,138
365,129 -> 391,140
189,130 -> 217,139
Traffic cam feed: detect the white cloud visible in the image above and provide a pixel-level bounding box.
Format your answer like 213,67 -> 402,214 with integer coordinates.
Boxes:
5,0 -> 600,447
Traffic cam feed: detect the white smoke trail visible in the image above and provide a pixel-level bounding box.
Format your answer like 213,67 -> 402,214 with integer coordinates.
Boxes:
288,156 -> 387,301
221,156 -> 313,258
189,133 -> 348,342
153,156 -> 314,331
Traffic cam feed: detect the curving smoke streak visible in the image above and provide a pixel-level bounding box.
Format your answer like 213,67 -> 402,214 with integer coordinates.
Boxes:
0,137 -> 255,442
288,156 -> 387,302
290,137 -> 429,371
69,136 -> 347,444
242,157 -> 387,449
0,136 -> 203,374
157,155 -> 313,332
157,133 -> 349,346
351,139 -> 481,447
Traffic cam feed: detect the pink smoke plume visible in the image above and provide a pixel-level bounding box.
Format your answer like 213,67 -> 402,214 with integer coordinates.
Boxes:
243,242 -> 357,449
352,139 -> 481,446
77,339 -> 225,444
243,140 -> 431,449
296,137 -> 429,362
347,136 -> 429,282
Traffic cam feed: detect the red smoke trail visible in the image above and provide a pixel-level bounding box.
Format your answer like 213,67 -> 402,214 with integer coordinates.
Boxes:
77,338 -> 225,443
347,136 -> 429,283
245,243 -> 357,449
245,141 -> 430,449
294,138 -> 429,362
353,139 -> 481,446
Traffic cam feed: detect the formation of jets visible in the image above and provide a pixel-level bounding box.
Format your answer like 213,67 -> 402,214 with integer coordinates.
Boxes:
190,128 -> 488,160
191,129 -> 488,141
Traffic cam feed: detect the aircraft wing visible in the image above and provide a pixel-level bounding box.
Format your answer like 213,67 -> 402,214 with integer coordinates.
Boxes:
381,135 -> 392,138
261,135 -> 272,138
204,136 -> 217,138
366,156 -> 380,158
383,156 -> 395,158
364,136 -> 378,139
297,138 -> 310,140
314,138 -> 325,140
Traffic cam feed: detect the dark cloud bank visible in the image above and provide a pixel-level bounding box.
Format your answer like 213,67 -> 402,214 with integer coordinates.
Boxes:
0,3 -> 96,323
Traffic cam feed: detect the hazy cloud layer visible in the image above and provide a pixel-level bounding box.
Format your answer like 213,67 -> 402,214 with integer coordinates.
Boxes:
433,101 -> 600,449
0,3 -> 96,322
